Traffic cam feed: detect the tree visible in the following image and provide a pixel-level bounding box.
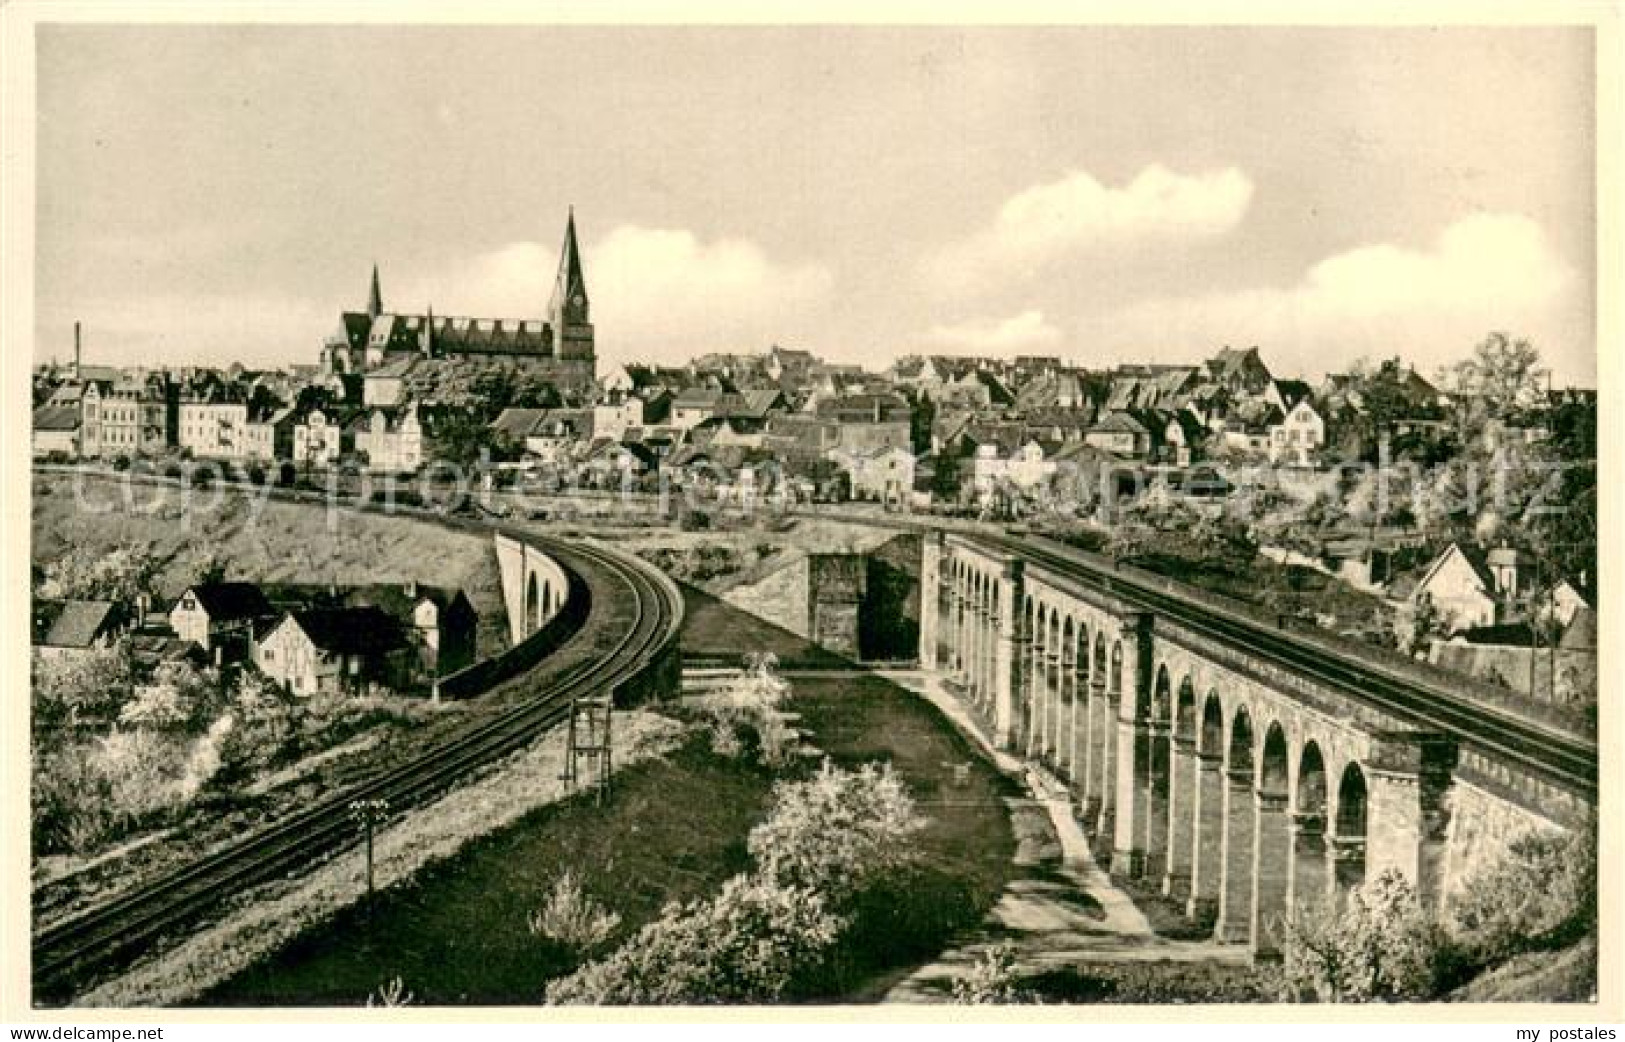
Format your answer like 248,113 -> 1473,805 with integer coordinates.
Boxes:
35,545 -> 161,605
33,639 -> 133,732
748,759 -> 925,905
1445,828 -> 1595,963
930,453 -> 963,503
908,392 -> 936,455
1441,332 -> 1549,420
1278,870 -> 1444,1002
951,942 -> 1031,1004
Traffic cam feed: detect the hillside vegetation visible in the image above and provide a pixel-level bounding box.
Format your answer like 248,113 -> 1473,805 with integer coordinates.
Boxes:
32,473 -> 507,653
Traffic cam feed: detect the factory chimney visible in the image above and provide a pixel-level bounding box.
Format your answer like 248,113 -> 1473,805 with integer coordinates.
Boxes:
74,322 -> 82,382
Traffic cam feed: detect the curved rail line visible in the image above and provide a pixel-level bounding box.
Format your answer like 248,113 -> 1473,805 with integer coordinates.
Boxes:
963,530 -> 1597,802
31,505 -> 682,1006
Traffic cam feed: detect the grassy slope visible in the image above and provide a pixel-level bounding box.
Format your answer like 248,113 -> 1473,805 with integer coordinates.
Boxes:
33,473 -> 507,653
199,630 -> 1016,1005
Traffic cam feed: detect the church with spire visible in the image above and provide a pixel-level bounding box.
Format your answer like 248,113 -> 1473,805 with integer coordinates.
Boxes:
322,211 -> 597,395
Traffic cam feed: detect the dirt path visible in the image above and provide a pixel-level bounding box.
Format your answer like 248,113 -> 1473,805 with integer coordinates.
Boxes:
876,671 -> 1244,1003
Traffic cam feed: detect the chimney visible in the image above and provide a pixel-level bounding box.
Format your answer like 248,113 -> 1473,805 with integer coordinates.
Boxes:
404,578 -> 418,599
74,321 -> 82,382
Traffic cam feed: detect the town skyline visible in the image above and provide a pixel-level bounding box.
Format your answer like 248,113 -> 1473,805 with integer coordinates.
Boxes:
34,25 -> 1597,386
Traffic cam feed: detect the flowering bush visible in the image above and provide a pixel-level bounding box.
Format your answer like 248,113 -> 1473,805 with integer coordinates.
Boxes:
544,875 -> 840,1004
951,942 -> 1030,1004
528,870 -> 622,954
748,759 -> 925,905
1445,828 -> 1596,962
1278,871 -> 1444,1002
547,759 -> 925,1005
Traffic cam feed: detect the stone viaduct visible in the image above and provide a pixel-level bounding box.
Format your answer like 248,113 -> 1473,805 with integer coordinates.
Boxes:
494,532 -> 573,646
919,531 -> 1593,958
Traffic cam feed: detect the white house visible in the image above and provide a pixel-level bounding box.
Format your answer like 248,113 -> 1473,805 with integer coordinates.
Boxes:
972,440 -> 1057,501
833,445 -> 916,504
170,581 -> 274,657
255,606 -> 408,696
292,408 -> 343,467
353,406 -> 423,472
178,400 -> 249,460
592,394 -> 646,443
1269,400 -> 1326,466
1407,543 -> 1509,633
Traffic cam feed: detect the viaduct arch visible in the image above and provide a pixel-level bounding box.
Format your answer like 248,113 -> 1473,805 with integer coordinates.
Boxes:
918,531 -> 1592,959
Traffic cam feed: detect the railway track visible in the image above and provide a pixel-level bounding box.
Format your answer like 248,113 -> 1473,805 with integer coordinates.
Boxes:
31,522 -> 682,1006
967,531 -> 1597,802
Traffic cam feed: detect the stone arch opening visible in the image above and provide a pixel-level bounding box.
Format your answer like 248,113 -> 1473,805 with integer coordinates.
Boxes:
526,572 -> 541,636
1217,704 -> 1256,943
1186,689 -> 1228,927
1334,763 -> 1369,892
1143,664 -> 1175,877
1293,741 -> 1331,909
1161,675 -> 1201,902
1260,723 -> 1289,796
1057,614 -> 1077,773
1252,722 -> 1293,955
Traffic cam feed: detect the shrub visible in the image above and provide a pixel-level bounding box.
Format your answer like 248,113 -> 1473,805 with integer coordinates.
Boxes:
1445,828 -> 1596,962
748,759 -> 925,906
1278,870 -> 1444,1002
528,870 -> 622,954
545,875 -> 840,1004
366,977 -> 413,1007
688,654 -> 801,767
951,942 -> 1030,1004
111,454 -> 131,472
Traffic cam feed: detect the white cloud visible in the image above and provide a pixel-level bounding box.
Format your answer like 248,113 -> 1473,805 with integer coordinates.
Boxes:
1079,212 -> 1588,383
926,309 -> 1061,354
395,226 -> 834,366
928,165 -> 1253,290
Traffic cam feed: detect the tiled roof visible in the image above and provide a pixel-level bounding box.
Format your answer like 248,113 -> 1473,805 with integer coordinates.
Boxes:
287,606 -> 408,655
35,599 -> 119,648
183,582 -> 276,622
33,405 -> 80,431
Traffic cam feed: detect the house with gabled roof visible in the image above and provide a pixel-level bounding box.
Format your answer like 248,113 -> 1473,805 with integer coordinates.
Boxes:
255,605 -> 412,696
1405,542 -> 1511,634
32,404 -> 80,459
32,599 -> 129,660
170,581 -> 277,658
1085,410 -> 1152,459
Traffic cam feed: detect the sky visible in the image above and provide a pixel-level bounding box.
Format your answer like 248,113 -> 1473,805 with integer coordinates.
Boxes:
33,24 -> 1598,385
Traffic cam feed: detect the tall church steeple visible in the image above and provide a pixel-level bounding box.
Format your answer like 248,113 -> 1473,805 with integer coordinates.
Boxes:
367,263 -> 384,319
548,208 -> 594,362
